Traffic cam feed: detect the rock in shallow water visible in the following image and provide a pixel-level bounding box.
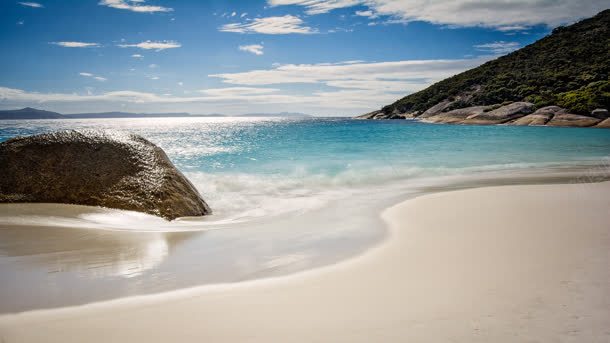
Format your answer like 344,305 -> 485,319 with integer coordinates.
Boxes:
0,130 -> 211,220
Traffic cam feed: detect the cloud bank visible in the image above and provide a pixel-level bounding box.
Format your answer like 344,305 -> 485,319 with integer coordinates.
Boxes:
0,57 -> 488,114
269,0 -> 609,29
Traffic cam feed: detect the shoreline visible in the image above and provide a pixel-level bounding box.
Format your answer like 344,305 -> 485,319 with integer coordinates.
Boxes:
0,165 -> 608,314
1,181 -> 609,342
0,163 -> 608,314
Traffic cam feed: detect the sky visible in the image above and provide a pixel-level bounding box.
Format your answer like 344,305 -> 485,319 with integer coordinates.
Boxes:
0,0 -> 608,116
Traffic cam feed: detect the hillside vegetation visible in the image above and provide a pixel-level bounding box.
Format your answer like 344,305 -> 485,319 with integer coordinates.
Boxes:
381,9 -> 610,116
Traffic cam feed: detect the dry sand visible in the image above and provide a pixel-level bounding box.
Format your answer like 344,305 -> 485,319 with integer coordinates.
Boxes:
1,182 -> 609,342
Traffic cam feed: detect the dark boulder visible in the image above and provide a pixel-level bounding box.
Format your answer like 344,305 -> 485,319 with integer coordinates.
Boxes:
0,130 -> 211,220
591,108 -> 609,119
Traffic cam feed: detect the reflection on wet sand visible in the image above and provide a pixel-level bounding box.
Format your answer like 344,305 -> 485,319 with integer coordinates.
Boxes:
0,203 -> 198,313
0,226 -> 193,279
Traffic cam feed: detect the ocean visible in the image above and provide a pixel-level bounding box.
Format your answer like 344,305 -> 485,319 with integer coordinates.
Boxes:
1,117 -> 609,312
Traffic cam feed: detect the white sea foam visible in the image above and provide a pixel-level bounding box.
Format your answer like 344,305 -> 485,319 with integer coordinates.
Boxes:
1,159 -> 604,234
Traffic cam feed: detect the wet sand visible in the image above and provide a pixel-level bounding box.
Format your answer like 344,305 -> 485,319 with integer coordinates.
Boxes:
1,181 -> 609,342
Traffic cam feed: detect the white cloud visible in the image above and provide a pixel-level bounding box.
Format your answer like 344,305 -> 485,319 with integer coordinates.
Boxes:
17,20 -> 25,25
79,72 -> 107,82
131,54 -> 143,58
177,82 -> 183,86
50,41 -> 100,48
148,63 -> 159,68
496,25 -> 529,32
231,11 -> 236,17
355,10 -> 377,18
18,2 -> 43,8
118,40 -> 181,50
210,59 -> 487,88
220,15 -> 315,34
268,0 -> 361,15
99,0 -> 172,13
149,76 -> 160,80
240,12 -> 248,18
239,44 -> 264,55
269,0 -> 610,29
474,41 -> 520,54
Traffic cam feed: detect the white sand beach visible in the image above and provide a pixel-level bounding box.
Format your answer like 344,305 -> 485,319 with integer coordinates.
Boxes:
1,181 -> 609,342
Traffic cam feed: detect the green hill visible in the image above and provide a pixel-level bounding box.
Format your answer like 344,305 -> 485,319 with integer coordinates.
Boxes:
368,9 -> 609,122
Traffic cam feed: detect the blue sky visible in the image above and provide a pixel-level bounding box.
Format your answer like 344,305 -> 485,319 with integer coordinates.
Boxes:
0,0 -> 607,115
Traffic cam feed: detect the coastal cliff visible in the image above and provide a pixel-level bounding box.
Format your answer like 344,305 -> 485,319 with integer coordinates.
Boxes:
357,10 -> 610,128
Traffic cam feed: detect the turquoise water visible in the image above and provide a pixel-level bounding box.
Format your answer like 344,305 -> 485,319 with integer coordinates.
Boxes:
0,117 -> 609,312
1,117 -> 609,219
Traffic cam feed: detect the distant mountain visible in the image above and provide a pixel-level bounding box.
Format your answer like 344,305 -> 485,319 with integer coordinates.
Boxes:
0,107 -> 64,119
0,108 -> 314,120
358,9 -> 610,128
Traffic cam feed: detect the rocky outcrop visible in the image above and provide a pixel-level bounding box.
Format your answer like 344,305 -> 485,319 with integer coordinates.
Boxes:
596,118 -> 610,128
591,108 -> 609,119
509,106 -> 565,126
461,102 -> 535,125
422,106 -> 490,124
546,113 -> 602,127
0,130 -> 211,220
354,110 -> 383,120
418,100 -> 454,118
354,109 -> 417,120
356,101 -> 609,128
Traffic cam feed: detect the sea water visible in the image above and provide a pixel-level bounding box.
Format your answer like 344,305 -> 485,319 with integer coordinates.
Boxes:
1,117 -> 609,312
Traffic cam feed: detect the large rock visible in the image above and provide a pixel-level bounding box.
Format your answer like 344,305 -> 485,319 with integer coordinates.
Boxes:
418,87 -> 482,119
0,130 -> 211,220
546,113 -> 601,127
591,108 -> 609,119
354,109 -> 416,120
510,106 -> 566,126
423,106 -> 490,124
463,102 -> 535,125
596,118 -> 610,128
354,110 -> 382,120
418,100 -> 454,118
